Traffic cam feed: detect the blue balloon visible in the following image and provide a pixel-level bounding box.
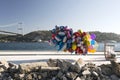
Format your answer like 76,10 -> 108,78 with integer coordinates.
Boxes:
51,29 -> 56,33
58,42 -> 64,51
91,40 -> 95,45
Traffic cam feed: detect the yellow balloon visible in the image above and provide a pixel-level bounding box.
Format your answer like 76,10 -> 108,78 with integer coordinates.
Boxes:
72,43 -> 77,50
83,36 -> 87,41
78,29 -> 83,34
84,35 -> 90,41
86,34 -> 90,39
86,41 -> 90,46
90,49 -> 96,53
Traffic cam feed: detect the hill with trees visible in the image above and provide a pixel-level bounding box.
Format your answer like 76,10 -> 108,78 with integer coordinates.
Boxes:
0,31 -> 120,42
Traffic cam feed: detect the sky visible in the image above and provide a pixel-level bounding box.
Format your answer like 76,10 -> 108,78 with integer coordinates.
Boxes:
0,0 -> 120,34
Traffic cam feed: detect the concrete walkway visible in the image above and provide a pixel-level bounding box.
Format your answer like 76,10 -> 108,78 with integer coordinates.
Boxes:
0,51 -> 119,65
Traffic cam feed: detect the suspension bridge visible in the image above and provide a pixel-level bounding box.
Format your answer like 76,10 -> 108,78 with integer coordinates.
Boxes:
0,22 -> 23,35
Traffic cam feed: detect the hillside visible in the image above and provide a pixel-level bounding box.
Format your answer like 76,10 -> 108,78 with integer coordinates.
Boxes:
24,31 -> 120,42
89,31 -> 120,42
0,31 -> 120,42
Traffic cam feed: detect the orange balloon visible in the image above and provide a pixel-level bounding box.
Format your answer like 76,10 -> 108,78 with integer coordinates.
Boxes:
88,48 -> 91,52
88,48 -> 96,53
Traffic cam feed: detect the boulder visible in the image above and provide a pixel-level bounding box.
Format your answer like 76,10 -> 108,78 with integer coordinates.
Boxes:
52,77 -> 56,80
82,69 -> 91,75
61,76 -> 67,80
41,67 -> 60,71
47,59 -> 57,67
19,62 -> 48,73
0,59 -> 120,80
100,64 -> 113,76
57,59 -> 72,72
57,71 -> 64,78
0,59 -> 9,70
41,72 -> 47,78
110,60 -> 120,77
66,72 -> 78,79
69,58 -> 84,73
76,77 -> 81,80
37,74 -> 42,79
25,73 -> 33,80
111,74 -> 120,80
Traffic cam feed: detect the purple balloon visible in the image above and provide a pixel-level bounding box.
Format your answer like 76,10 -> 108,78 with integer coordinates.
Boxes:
91,33 -> 96,40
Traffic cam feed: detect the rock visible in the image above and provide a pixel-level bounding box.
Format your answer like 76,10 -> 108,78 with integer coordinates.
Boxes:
104,76 -> 112,80
41,72 -> 47,78
41,67 -> 60,71
69,58 -> 84,73
38,74 -> 42,79
47,59 -> 57,67
52,77 -> 56,80
100,64 -> 113,76
76,58 -> 85,66
95,66 -> 102,73
57,59 -> 72,72
76,77 -> 81,80
69,64 -> 81,73
25,74 -> 33,80
110,60 -> 120,77
0,67 -> 5,72
111,74 -> 120,80
0,59 -> 9,70
90,71 -> 100,80
57,71 -> 64,78
92,71 -> 98,77
1,59 -> 120,80
8,62 -> 17,67
31,73 -> 38,79
14,73 -> 25,80
19,74 -> 25,78
66,72 -> 78,79
19,62 -> 48,73
82,70 -> 91,75
62,76 -> 67,80
85,62 -> 96,68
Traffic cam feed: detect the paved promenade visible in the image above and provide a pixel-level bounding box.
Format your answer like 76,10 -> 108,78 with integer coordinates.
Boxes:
0,51 -> 119,65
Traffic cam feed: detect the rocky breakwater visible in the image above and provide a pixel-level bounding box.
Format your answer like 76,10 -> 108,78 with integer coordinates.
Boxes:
0,59 -> 120,80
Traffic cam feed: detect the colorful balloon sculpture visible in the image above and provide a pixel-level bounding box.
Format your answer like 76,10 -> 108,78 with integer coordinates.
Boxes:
49,25 -> 98,55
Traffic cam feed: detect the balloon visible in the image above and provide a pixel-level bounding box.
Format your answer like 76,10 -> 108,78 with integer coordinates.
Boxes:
91,40 -> 95,45
88,45 -> 94,50
78,29 -> 82,33
55,36 -> 61,41
49,25 -> 98,55
91,33 -> 96,40
61,43 -> 67,51
58,32 -> 65,36
72,43 -> 77,50
86,33 -> 90,39
63,36 -> 67,42
67,31 -> 71,38
93,41 -> 98,49
90,49 -> 96,53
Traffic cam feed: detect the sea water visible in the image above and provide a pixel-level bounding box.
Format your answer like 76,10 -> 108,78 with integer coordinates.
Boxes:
0,42 -> 120,52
